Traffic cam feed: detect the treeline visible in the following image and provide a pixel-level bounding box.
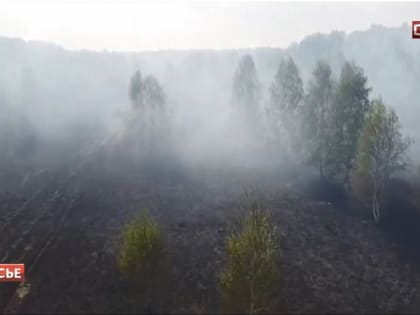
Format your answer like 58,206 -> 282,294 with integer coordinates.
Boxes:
125,54 -> 413,224
259,55 -> 411,224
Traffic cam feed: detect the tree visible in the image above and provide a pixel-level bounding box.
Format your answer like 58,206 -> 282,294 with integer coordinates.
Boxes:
142,76 -> 166,111
219,201 -> 280,314
330,61 -> 371,187
232,55 -> 261,123
302,60 -> 334,179
267,57 -> 304,154
118,210 -> 168,310
139,75 -> 168,151
353,99 -> 411,223
129,70 -> 143,109
124,72 -> 169,159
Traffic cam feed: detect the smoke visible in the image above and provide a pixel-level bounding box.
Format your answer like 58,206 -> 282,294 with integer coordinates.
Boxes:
0,24 -> 419,193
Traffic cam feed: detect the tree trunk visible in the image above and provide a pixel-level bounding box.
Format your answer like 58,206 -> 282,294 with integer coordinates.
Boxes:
372,179 -> 381,223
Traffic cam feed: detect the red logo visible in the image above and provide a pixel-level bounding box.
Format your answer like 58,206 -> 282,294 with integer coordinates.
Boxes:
0,264 -> 25,282
413,21 -> 420,38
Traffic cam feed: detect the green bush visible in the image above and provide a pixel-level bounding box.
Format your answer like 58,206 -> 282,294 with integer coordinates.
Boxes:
219,201 -> 280,314
118,210 -> 167,308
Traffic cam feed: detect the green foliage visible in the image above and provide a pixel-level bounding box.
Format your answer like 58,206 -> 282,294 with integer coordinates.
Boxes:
329,61 -> 371,186
219,202 -> 280,314
302,60 -> 334,178
353,99 -> 411,222
118,210 -> 168,306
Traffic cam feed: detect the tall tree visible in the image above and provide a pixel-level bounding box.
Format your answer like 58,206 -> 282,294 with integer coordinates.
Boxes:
135,75 -> 167,141
125,71 -> 169,159
302,60 -> 334,179
142,76 -> 166,112
330,61 -> 371,187
232,55 -> 261,122
267,56 -> 304,154
129,70 -> 143,109
353,99 -> 411,223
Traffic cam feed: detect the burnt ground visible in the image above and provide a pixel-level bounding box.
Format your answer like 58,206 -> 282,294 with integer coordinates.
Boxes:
2,155 -> 420,314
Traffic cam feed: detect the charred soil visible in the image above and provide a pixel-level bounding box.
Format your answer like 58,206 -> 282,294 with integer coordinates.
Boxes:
1,157 -> 420,314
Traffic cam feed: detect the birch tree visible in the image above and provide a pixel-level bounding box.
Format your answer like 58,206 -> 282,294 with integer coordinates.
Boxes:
354,99 -> 411,223
267,57 -> 303,154
302,60 -> 334,179
330,61 -> 370,187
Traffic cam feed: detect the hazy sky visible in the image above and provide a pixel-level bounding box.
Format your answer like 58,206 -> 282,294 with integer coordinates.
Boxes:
0,1 -> 418,51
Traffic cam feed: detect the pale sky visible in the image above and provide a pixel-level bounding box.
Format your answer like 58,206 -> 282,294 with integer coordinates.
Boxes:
0,1 -> 418,51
